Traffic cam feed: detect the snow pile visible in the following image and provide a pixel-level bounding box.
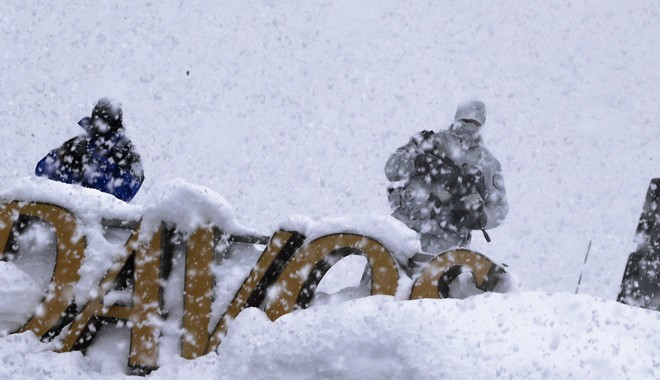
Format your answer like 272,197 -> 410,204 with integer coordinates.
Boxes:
140,178 -> 261,238
0,262 -> 42,333
212,294 -> 660,379
1,293 -> 658,379
0,177 -> 141,223
0,333 -> 97,380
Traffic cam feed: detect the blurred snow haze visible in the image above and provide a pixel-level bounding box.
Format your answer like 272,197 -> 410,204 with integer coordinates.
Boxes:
1,1 -> 659,378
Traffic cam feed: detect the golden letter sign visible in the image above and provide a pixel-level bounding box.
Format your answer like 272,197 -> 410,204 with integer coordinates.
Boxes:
0,201 -> 507,375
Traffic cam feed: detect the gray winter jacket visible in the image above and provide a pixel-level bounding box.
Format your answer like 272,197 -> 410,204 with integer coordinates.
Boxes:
385,121 -> 508,238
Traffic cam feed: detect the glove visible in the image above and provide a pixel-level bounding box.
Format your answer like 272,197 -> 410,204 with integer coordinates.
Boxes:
58,137 -> 90,176
88,152 -> 119,175
452,194 -> 488,230
415,154 -> 461,185
414,153 -> 443,175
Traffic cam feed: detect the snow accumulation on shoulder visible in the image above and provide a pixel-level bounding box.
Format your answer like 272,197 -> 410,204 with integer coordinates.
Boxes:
1,293 -> 658,379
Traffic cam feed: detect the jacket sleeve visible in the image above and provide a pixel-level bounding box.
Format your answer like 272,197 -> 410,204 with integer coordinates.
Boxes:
479,154 -> 509,229
384,140 -> 419,182
35,137 -> 87,184
35,149 -> 60,178
83,152 -> 143,202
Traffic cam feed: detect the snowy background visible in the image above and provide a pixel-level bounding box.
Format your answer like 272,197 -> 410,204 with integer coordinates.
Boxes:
1,0 -> 659,378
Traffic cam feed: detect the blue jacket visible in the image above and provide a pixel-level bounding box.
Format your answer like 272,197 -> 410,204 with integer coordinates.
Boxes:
35,118 -> 144,202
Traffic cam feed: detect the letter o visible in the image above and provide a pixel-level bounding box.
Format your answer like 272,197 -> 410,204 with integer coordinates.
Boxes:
0,201 -> 85,337
265,233 -> 400,320
410,249 -> 506,299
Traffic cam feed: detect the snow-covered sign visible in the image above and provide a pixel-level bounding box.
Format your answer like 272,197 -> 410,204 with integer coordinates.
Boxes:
0,183 -> 508,375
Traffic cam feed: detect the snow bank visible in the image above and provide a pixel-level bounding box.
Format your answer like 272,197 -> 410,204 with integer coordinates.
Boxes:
180,293 -> 660,379
0,333 -> 102,380
0,262 -> 43,334
1,293 -> 658,379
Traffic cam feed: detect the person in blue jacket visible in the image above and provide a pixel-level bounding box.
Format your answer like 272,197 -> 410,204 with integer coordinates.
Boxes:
35,98 -> 144,202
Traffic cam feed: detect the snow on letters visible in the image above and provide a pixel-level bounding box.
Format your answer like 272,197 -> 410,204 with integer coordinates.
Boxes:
0,178 -> 509,375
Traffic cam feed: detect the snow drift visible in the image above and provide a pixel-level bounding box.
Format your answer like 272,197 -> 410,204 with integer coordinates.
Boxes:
1,294 -> 658,379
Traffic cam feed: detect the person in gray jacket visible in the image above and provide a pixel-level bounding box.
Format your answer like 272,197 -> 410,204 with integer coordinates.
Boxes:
385,100 -> 508,254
